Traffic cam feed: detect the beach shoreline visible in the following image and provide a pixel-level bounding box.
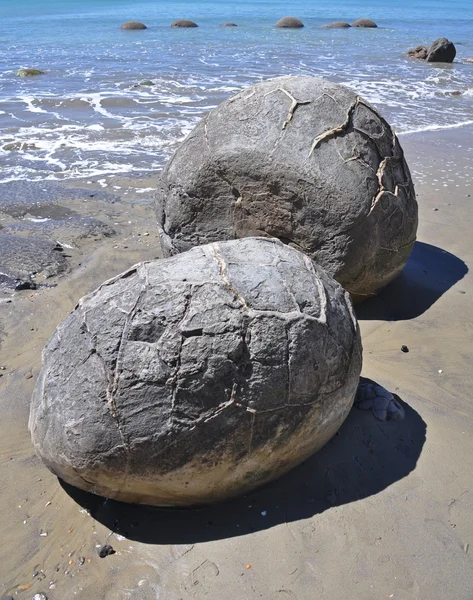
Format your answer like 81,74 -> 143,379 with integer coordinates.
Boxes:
0,125 -> 472,598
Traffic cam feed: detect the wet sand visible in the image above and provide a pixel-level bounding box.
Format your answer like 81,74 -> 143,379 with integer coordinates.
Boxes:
1,129 -> 473,599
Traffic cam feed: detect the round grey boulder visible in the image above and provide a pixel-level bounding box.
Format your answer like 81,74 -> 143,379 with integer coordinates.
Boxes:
29,237 -> 362,507
352,19 -> 377,28
275,17 -> 304,28
120,21 -> 147,30
156,75 -> 418,301
322,22 -> 351,28
171,19 -> 198,28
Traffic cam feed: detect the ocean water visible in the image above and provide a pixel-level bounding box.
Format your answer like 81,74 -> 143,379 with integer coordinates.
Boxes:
1,0 -> 473,183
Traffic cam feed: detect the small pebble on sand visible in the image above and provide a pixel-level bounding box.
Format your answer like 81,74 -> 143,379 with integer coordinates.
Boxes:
96,543 -> 115,558
401,345 -> 409,353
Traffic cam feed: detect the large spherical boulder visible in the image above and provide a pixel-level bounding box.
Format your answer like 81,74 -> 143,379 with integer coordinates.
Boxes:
322,22 -> 351,29
29,237 -> 362,507
352,19 -> 377,28
120,21 -> 147,30
171,19 -> 198,28
275,17 -> 304,28
156,75 -> 418,301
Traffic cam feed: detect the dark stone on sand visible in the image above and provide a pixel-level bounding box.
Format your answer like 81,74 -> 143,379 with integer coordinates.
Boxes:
408,38 -> 456,63
401,345 -> 409,353
322,22 -> 351,28
29,237 -> 362,506
171,19 -> 198,28
2,216 -> 116,245
220,22 -> 238,27
16,68 -> 44,77
275,17 -> 304,28
0,235 -> 67,290
427,38 -> 456,63
120,21 -> 147,30
156,75 -> 418,301
352,19 -> 377,28
96,544 -> 115,558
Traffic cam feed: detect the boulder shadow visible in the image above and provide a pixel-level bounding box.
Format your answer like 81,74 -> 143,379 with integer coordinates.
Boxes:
61,384 -> 426,545
356,241 -> 468,321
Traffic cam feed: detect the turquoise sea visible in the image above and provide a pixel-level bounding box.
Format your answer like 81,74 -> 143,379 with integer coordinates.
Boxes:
1,0 -> 473,182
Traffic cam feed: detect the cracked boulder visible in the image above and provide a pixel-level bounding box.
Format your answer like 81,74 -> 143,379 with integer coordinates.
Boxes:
29,237 -> 362,506
156,75 -> 418,301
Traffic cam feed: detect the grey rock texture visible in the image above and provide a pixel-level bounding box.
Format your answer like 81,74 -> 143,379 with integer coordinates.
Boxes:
427,38 -> 456,62
120,21 -> 147,30
352,19 -> 377,28
322,22 -> 351,28
156,75 -> 418,300
408,39 -> 456,63
29,237 -> 362,506
0,235 -> 67,290
275,17 -> 304,28
171,20 -> 198,28
220,22 -> 238,27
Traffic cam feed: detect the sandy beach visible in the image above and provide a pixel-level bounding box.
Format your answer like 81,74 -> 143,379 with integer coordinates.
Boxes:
1,126 -> 472,599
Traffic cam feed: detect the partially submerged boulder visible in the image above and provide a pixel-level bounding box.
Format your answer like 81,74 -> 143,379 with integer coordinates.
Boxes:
322,22 -> 351,29
275,17 -> 304,28
29,237 -> 362,506
171,19 -> 198,28
352,19 -> 377,28
156,75 -> 418,300
220,22 -> 238,27
16,68 -> 44,77
408,38 -> 456,63
120,21 -> 147,30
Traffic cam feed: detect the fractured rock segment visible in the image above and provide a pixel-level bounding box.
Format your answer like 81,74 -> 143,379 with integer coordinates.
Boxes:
29,237 -> 362,506
156,75 -> 418,300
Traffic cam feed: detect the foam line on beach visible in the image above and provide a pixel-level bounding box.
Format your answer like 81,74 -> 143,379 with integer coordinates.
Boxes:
401,119 -> 473,135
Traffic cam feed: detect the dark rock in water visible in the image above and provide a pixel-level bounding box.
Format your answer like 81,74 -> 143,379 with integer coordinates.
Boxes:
2,217 -> 116,245
29,237 -> 362,506
16,68 -> 44,77
322,22 -> 351,28
220,22 -> 238,27
120,21 -> 147,30
408,45 -> 428,60
96,544 -> 115,558
427,38 -> 456,63
0,235 -> 67,290
171,19 -> 198,28
275,17 -> 304,28
352,19 -> 377,28
408,38 -> 456,63
156,75 -> 418,301
139,80 -> 154,86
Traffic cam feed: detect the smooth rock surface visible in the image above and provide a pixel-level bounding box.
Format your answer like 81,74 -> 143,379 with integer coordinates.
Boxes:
16,68 -> 44,76
275,17 -> 304,28
171,20 -> 198,28
322,22 -> 351,28
120,21 -> 147,30
352,18 -> 377,27
29,237 -> 362,506
156,75 -> 418,300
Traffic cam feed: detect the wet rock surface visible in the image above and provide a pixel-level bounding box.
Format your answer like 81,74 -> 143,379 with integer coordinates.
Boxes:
0,235 -> 67,290
171,20 -> 198,28
352,19 -> 377,28
275,17 -> 304,28
156,75 -> 418,300
2,217 -> 116,245
322,22 -> 351,28
120,21 -> 147,30
30,237 -> 362,506
408,38 -> 456,63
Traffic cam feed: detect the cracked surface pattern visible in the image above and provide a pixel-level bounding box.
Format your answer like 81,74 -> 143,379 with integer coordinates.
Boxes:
156,75 -> 418,300
29,237 -> 362,506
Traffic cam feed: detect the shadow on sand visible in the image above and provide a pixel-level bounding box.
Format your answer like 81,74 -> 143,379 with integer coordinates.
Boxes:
356,241 -> 468,321
62,383 -> 426,545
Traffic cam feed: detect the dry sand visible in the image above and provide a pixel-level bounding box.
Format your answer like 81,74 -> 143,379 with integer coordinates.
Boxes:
1,129 -> 472,599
